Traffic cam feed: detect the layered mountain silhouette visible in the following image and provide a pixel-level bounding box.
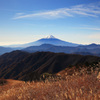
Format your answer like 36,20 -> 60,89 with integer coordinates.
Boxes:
78,43 -> 100,49
0,46 -> 15,55
0,35 -> 100,56
23,44 -> 100,57
0,50 -> 100,81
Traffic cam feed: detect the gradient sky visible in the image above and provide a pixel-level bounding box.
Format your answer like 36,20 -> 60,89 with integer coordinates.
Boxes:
0,0 -> 100,45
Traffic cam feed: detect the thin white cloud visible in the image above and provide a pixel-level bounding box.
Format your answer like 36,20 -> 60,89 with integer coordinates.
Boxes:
13,8 -> 73,19
16,13 -> 25,16
13,2 -> 100,19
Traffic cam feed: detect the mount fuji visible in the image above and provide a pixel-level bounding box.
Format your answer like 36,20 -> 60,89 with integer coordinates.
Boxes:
12,35 -> 79,47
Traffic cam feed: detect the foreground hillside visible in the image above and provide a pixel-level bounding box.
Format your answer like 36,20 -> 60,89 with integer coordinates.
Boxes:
0,51 -> 100,81
0,69 -> 100,100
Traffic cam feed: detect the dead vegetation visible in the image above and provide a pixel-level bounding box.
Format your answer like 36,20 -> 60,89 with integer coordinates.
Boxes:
0,79 -> 7,86
0,67 -> 100,100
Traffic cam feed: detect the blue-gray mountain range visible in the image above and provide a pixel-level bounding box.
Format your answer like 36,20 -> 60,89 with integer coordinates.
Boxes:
0,35 -> 100,56
22,43 -> 100,57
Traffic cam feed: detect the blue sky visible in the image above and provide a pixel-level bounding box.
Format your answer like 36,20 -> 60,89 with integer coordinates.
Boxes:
0,0 -> 100,45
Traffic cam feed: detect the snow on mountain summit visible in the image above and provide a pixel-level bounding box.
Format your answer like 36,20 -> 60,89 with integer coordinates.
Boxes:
44,35 -> 56,39
8,35 -> 79,47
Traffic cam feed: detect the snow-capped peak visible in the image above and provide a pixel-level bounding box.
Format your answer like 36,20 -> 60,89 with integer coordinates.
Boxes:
44,35 -> 56,39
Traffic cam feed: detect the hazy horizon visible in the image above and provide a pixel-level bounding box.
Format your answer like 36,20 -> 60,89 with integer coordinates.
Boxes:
0,0 -> 100,46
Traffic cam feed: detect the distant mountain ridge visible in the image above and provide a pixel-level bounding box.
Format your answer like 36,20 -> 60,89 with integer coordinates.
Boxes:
78,43 -> 100,49
23,43 -> 100,57
0,46 -> 14,55
0,35 -> 100,56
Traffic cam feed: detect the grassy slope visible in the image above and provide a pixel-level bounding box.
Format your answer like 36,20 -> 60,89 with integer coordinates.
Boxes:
0,70 -> 100,100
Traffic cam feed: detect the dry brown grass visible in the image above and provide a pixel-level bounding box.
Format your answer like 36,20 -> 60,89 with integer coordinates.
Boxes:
0,69 -> 100,100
